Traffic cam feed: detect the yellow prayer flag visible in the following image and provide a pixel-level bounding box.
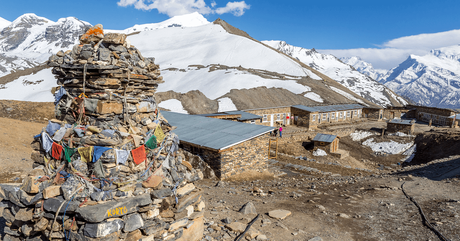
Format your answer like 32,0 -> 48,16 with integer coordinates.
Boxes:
78,146 -> 93,163
154,125 -> 165,144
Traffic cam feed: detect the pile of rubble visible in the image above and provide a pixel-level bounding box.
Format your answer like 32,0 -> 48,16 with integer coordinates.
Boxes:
0,25 -> 213,241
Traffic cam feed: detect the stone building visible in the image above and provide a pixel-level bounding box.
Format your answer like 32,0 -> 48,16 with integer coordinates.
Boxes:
409,105 -> 458,126
243,106 -> 292,127
383,106 -> 409,119
387,119 -> 415,134
362,107 -> 384,120
291,104 -> 365,129
162,111 -> 274,179
312,133 -> 339,153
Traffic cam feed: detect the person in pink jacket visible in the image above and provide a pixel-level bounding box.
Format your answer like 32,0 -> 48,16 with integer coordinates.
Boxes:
279,126 -> 283,138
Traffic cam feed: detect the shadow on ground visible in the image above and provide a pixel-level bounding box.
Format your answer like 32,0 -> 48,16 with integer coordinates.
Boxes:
397,158 -> 460,181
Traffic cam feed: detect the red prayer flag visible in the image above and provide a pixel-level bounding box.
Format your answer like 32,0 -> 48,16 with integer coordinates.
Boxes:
132,145 -> 147,165
51,142 -> 63,160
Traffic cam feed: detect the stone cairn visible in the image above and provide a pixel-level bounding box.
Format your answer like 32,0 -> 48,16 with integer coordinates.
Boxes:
0,25 -> 213,241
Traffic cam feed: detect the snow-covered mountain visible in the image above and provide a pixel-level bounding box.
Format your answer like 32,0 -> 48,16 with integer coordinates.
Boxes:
0,12 -> 401,114
379,45 -> 460,108
121,12 -> 210,34
0,13 -> 91,77
340,56 -> 387,82
0,16 -> 10,30
264,41 -> 407,107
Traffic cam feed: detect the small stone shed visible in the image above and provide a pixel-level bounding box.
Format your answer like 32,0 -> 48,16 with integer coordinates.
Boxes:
312,133 -> 339,153
387,119 -> 415,134
197,110 -> 262,124
162,111 -> 274,179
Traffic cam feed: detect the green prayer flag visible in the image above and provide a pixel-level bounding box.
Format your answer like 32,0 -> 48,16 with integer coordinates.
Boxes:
145,135 -> 157,149
64,146 -> 76,163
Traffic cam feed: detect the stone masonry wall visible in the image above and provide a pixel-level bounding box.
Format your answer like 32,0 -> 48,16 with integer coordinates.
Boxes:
220,135 -> 269,179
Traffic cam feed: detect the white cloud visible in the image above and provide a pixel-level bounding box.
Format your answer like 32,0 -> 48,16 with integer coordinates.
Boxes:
383,29 -> 460,50
118,0 -> 211,16
215,1 -> 250,16
319,48 -> 427,70
117,0 -> 249,17
320,29 -> 460,70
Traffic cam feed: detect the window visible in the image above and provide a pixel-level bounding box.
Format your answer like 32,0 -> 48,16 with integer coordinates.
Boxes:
331,112 -> 335,119
276,114 -> 281,121
250,120 -> 255,124
263,114 -> 267,122
312,114 -> 316,121
347,111 -> 351,117
354,110 -> 357,116
322,113 -> 327,120
340,112 -> 343,118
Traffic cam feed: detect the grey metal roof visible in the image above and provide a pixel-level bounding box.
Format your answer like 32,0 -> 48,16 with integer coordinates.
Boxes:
312,133 -> 337,143
224,111 -> 262,121
196,111 -> 261,121
448,114 -> 460,119
162,111 -> 274,151
292,104 -> 365,113
388,119 -> 414,125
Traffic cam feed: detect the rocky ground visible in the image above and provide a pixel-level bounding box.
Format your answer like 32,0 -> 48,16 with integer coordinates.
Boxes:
0,101 -> 459,241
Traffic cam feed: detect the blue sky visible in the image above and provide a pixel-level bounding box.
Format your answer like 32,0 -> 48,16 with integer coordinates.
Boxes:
1,0 -> 460,69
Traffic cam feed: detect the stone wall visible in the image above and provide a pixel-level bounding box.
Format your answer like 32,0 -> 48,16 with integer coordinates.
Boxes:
181,135 -> 269,180
387,123 -> 414,134
363,108 -> 383,120
220,135 -> 269,179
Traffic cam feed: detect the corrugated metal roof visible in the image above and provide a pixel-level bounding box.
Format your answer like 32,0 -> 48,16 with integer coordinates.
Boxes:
312,133 -> 337,143
196,111 -> 261,121
162,111 -> 274,151
292,104 -> 365,113
388,119 -> 414,125
224,111 -> 262,121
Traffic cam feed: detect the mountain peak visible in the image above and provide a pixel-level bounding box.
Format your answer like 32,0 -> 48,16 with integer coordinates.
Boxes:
10,13 -> 51,29
0,16 -> 11,30
123,12 -> 209,34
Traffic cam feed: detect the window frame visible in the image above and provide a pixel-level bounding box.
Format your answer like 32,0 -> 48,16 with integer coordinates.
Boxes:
263,114 -> 268,122
347,111 -> 351,117
322,113 -> 327,120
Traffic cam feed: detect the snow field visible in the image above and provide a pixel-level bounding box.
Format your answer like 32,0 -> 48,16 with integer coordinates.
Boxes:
362,138 -> 413,155
158,99 -> 188,114
217,97 -> 237,112
349,130 -> 374,141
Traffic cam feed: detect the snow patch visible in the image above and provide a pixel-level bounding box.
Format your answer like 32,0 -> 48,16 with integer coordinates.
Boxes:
313,149 -> 327,156
159,99 -> 188,114
0,69 -> 55,102
159,68 -> 310,99
401,144 -> 417,163
330,86 -> 366,105
362,138 -> 413,155
304,92 -> 323,103
217,97 -> 237,112
349,130 -> 374,141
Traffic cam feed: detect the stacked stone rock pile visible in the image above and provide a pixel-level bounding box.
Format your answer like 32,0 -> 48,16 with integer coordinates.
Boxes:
0,25 -> 212,241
